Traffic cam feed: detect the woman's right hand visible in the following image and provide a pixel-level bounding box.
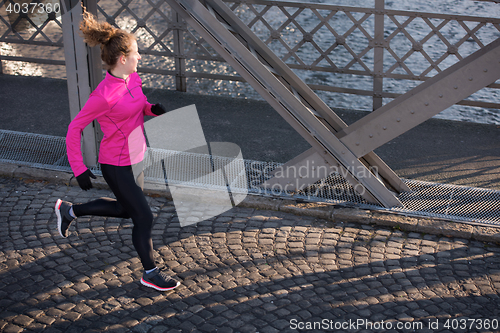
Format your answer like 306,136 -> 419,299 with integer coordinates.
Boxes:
76,169 -> 97,191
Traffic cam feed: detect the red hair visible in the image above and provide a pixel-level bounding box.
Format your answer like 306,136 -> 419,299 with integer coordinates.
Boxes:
79,9 -> 135,69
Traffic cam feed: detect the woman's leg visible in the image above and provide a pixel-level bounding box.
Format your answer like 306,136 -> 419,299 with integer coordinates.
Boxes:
57,176 -> 131,238
71,164 -> 145,218
72,197 -> 130,218
57,163 -> 179,290
96,164 -> 156,271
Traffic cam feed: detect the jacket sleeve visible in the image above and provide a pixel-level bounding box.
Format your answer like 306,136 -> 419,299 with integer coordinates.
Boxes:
66,94 -> 109,177
143,101 -> 155,116
135,73 -> 156,117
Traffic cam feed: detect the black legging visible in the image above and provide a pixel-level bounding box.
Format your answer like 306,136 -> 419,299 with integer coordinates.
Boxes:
72,163 -> 156,270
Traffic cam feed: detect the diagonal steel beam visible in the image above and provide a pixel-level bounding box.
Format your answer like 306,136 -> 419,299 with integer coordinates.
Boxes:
204,0 -> 409,194
164,0 -> 403,207
337,37 -> 500,158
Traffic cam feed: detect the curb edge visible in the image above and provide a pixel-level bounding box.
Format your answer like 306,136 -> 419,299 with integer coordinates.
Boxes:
1,162 -> 498,244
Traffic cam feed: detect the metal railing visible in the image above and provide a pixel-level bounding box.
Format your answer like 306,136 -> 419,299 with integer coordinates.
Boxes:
0,0 -> 499,111
2,128 -> 500,225
0,0 -> 65,77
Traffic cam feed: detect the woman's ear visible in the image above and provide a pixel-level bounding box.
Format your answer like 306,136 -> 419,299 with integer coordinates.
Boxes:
119,54 -> 126,65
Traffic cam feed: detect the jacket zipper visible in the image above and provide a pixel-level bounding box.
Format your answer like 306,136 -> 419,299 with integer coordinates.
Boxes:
127,86 -> 134,98
125,77 -> 134,98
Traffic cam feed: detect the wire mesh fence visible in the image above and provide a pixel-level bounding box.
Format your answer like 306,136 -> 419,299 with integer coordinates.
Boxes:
1,129 -> 499,226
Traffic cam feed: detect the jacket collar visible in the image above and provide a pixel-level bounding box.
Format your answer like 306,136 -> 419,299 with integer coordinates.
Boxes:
106,71 -> 133,83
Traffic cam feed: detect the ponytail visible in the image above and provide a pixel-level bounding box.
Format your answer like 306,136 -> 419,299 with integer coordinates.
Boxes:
79,8 -> 135,69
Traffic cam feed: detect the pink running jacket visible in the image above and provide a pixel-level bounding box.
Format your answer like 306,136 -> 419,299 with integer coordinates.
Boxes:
66,72 -> 155,177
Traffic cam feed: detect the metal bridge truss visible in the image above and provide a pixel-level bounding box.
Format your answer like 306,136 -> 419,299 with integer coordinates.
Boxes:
162,0 -> 500,208
1,0 -> 500,208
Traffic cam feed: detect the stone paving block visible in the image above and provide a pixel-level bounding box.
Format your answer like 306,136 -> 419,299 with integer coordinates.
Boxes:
279,202 -> 333,220
1,175 -> 500,332
332,208 -> 372,224
417,218 -> 474,239
472,225 -> 500,243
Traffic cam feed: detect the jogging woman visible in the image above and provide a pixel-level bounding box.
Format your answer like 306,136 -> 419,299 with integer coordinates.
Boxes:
54,9 -> 179,292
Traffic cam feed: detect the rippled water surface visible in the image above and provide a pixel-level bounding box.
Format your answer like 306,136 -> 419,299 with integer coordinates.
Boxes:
174,0 -> 500,124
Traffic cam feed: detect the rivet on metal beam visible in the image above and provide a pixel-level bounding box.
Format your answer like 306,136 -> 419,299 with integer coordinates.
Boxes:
410,110 -> 415,114
303,33 -> 314,42
396,118 -> 401,122
356,142 -> 360,146
341,151 -> 345,154
439,94 -> 443,98
424,102 -> 429,106
137,19 -> 146,28
454,86 -> 458,89
383,126 -> 387,130
270,30 -> 281,40
369,134 -> 373,138
413,42 -> 423,51
469,77 -> 473,81
484,69 -> 488,73
336,36 -> 346,45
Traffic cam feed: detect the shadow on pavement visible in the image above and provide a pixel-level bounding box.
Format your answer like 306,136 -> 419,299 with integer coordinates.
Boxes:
1,178 -> 499,332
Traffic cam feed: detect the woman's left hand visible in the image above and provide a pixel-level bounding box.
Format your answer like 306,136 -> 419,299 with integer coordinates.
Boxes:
151,103 -> 167,116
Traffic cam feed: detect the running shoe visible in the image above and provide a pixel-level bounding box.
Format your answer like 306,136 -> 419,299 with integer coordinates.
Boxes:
141,268 -> 180,291
55,199 -> 75,238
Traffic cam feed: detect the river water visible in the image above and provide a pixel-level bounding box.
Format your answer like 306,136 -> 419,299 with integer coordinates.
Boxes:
179,0 -> 500,125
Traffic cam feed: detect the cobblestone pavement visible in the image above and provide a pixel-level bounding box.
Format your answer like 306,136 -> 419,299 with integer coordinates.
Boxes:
1,176 -> 500,333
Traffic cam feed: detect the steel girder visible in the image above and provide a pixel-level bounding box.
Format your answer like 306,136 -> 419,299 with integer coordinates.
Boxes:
164,0 -> 500,208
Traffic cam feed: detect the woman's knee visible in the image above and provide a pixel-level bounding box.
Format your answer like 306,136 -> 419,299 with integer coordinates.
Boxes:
99,198 -> 130,218
131,209 -> 154,231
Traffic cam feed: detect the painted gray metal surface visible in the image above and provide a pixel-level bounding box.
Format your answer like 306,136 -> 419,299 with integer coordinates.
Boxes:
338,37 -> 500,158
164,0 -> 403,207
207,0 -> 409,194
61,0 -> 98,168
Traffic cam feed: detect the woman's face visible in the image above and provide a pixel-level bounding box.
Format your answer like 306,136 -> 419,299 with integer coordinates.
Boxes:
123,39 -> 141,74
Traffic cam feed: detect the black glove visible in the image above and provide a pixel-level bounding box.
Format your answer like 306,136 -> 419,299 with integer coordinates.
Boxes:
151,103 -> 167,116
76,169 -> 96,191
